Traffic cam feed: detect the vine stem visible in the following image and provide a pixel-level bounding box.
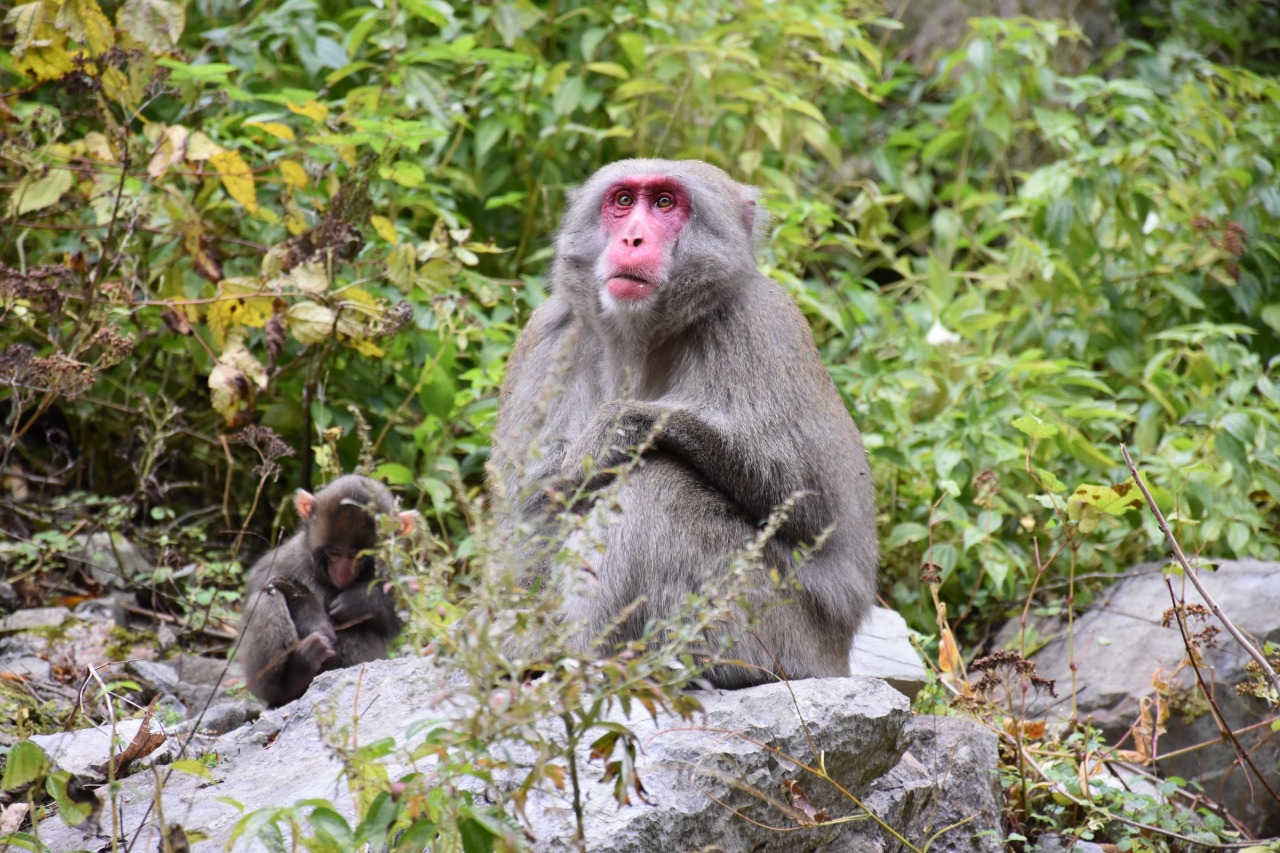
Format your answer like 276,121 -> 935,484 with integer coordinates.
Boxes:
1120,443 -> 1280,697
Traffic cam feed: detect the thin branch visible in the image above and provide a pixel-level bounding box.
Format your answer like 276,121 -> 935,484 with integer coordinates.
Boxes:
1120,443 -> 1280,697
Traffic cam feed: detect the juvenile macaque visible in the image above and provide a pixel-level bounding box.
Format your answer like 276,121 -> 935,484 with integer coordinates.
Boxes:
237,474 -> 413,707
490,159 -> 878,688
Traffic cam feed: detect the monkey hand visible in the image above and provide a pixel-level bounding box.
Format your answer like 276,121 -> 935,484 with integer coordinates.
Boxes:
328,585 -> 388,629
297,631 -> 337,670
566,401 -> 670,475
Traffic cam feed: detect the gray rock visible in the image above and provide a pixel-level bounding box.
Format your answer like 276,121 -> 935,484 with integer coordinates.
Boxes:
30,716 -> 179,781
192,700 -> 254,736
126,659 -> 180,695
850,606 -> 927,700
172,652 -> 235,687
70,531 -> 151,590
0,606 -> 71,633
39,658 -> 1002,853
1025,559 -> 1280,836
857,716 -> 1004,853
0,655 -> 51,680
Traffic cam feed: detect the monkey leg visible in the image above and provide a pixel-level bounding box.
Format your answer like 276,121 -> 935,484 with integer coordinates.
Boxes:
238,587 -> 335,707
556,455 -> 853,689
332,627 -> 391,669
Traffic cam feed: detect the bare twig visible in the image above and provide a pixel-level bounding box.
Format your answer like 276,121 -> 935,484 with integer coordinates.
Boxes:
1120,444 -> 1280,696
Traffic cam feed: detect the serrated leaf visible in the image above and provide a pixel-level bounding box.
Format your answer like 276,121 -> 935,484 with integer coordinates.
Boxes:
370,215 -> 398,244
286,99 -> 330,122
57,0 -> 115,54
1011,414 -> 1059,440
287,300 -> 337,344
117,0 -> 185,50
2,740 -> 50,791
209,150 -> 258,213
245,121 -> 296,142
278,159 -> 307,188
8,168 -> 74,217
8,1 -> 75,80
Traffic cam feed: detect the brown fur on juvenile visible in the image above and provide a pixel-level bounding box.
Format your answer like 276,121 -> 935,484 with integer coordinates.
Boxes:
237,474 -> 413,706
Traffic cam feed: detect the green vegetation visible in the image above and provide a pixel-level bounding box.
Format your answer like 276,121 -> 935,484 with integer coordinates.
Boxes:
2,0 -> 1278,849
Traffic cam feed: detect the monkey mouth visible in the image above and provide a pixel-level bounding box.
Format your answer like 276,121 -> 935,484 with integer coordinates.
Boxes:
606,272 -> 658,301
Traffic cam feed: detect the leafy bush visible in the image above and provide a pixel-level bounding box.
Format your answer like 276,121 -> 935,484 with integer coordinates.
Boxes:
3,0 -> 1280,845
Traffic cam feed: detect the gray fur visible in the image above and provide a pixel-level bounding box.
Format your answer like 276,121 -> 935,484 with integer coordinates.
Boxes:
490,159 -> 877,687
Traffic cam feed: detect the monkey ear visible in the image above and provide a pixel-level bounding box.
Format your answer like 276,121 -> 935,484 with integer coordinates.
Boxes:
295,489 -> 317,521
396,510 -> 416,538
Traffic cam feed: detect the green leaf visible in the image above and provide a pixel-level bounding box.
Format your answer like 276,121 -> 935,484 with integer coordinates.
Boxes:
7,168 -> 73,216
2,740 -> 50,791
616,32 -> 645,67
585,61 -> 628,80
459,817 -> 496,853
170,759 -> 214,780
374,463 -> 415,485
1011,415 -> 1059,440
46,771 -> 96,826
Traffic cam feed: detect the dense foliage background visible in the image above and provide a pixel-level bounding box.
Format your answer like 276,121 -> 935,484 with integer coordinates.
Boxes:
4,0 -> 1280,848
3,0 -> 1279,671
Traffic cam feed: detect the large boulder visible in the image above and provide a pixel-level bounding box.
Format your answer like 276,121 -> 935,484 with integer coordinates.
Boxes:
38,658 -> 1002,852
1021,560 -> 1280,836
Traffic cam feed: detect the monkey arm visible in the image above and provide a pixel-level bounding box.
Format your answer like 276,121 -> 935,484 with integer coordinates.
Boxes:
563,400 -> 831,542
328,580 -> 403,638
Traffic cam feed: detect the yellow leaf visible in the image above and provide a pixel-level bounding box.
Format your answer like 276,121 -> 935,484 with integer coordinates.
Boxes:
83,131 -> 115,160
370,215 -> 398,244
99,65 -> 131,105
57,0 -> 114,55
147,125 -> 188,180
207,277 -> 273,346
286,99 -> 329,122
208,331 -> 267,425
7,1 -> 74,80
938,626 -> 961,676
278,160 -> 307,188
184,131 -> 223,161
245,121 -> 296,142
209,150 -> 257,214
348,338 -> 385,358
283,197 -> 308,236
286,300 -> 336,344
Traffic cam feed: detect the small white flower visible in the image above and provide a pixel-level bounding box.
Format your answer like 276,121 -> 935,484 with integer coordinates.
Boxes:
1143,211 -> 1159,234
926,320 -> 961,346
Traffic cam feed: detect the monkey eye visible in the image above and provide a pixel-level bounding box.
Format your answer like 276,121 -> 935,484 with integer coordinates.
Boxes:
655,194 -> 674,209
615,191 -> 634,208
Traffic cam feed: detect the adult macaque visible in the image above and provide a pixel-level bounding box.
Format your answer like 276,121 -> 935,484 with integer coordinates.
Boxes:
237,474 -> 413,707
490,159 -> 877,688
